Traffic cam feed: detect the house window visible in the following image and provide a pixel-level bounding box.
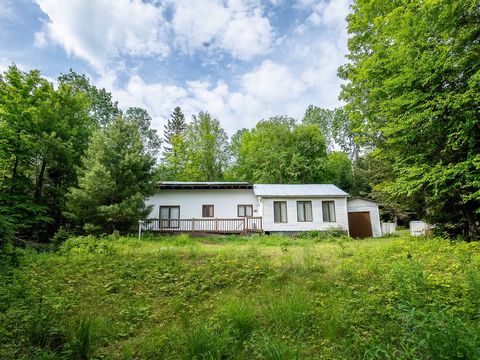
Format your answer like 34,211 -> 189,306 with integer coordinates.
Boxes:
202,205 -> 214,218
238,205 -> 253,217
274,201 -> 287,223
160,206 -> 180,228
297,201 -> 313,222
322,201 -> 336,222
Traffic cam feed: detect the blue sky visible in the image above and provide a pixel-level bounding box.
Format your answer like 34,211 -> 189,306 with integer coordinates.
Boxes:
0,0 -> 351,134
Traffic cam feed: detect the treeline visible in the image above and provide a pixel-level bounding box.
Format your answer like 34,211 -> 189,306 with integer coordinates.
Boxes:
1,0 -> 479,244
339,0 -> 480,239
158,107 -> 359,191
0,67 -> 159,244
0,65 -> 366,244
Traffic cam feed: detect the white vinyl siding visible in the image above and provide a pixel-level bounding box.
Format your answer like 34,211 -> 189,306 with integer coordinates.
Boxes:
260,198 -> 349,232
146,189 -> 259,219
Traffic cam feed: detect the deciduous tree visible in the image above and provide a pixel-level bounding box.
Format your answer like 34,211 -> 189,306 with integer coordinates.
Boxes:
339,0 -> 480,238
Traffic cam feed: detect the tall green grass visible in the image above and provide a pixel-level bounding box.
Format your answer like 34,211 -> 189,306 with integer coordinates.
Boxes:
1,234 -> 480,359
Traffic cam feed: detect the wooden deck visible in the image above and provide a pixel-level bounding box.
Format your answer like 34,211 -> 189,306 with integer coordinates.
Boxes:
141,217 -> 263,234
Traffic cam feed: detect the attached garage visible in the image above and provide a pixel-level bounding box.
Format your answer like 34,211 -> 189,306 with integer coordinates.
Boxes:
347,198 -> 382,238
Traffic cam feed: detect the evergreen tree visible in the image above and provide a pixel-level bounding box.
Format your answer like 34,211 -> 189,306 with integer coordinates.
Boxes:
160,107 -> 188,180
65,115 -> 156,234
163,106 -> 186,154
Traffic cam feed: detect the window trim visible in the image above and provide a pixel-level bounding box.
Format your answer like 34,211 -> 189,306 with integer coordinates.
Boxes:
273,201 -> 288,223
159,205 -> 180,228
297,201 -> 313,222
322,201 -> 336,222
237,204 -> 253,217
202,204 -> 214,218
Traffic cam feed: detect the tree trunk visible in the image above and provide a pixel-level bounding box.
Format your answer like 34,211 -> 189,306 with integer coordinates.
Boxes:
463,203 -> 479,241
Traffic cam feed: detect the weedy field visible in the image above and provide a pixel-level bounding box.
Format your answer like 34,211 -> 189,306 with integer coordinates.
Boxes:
1,233 -> 480,359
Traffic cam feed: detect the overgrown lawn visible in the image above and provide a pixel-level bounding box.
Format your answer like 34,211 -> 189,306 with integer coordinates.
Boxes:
1,233 -> 480,359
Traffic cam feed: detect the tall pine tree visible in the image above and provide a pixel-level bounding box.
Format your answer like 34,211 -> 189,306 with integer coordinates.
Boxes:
163,106 -> 186,154
65,115 -> 156,234
160,107 -> 188,180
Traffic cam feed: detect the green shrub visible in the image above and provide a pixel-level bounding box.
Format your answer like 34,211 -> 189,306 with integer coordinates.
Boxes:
58,236 -> 117,255
50,227 -> 73,248
297,227 -> 349,241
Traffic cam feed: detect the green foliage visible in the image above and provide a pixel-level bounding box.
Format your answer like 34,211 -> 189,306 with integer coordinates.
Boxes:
58,235 -> 118,255
159,107 -> 188,180
184,111 -> 230,181
163,106 -> 186,154
252,335 -> 299,360
303,106 -> 361,159
2,234 -> 480,359
227,115 -> 354,189
220,299 -> 256,342
297,227 -> 349,241
325,152 -> 354,193
123,107 -> 161,158
67,317 -> 93,360
0,65 -> 93,241
65,115 -> 156,233
339,0 -> 480,238
57,69 -> 120,127
230,116 -> 329,183
180,322 -> 233,360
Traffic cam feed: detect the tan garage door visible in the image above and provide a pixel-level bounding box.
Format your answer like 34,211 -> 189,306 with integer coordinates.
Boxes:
348,211 -> 372,238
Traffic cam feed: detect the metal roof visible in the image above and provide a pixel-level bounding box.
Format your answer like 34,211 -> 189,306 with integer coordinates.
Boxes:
158,181 -> 252,190
253,184 -> 349,197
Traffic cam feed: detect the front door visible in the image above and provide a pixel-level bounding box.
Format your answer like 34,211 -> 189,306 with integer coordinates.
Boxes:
348,211 -> 372,238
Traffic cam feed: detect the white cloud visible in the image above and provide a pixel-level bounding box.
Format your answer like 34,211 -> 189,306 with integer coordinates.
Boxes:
0,57 -> 12,73
65,0 -> 352,136
34,0 -> 169,71
241,60 -> 305,103
170,0 -> 230,51
97,60 -> 308,136
33,31 -> 47,48
312,0 -> 351,28
33,0 -> 274,71
221,8 -> 273,60
301,0 -> 351,29
169,0 -> 274,60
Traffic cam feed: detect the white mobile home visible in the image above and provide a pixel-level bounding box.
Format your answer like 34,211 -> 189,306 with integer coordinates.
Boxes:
143,182 -> 382,237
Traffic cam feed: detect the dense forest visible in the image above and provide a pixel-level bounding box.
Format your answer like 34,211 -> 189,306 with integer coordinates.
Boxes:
1,0 -> 479,246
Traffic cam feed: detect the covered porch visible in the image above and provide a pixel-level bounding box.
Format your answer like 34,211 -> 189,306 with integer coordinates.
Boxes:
140,217 -> 263,234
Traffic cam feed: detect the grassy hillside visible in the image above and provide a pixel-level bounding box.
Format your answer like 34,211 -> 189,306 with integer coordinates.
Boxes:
1,233 -> 480,359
